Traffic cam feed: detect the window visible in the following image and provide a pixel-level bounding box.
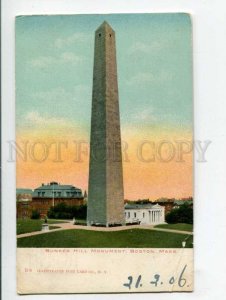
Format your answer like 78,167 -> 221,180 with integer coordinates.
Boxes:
134,212 -> 136,218
42,192 -> 45,197
58,192 -> 61,197
143,212 -> 145,218
99,33 -> 101,37
109,34 -> 112,37
128,212 -> 130,218
38,192 -> 41,197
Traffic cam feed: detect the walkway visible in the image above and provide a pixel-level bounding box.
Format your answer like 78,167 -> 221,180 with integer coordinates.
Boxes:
17,221 -> 193,238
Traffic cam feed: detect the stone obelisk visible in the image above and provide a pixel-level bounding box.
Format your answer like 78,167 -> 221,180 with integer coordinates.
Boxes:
87,21 -> 125,226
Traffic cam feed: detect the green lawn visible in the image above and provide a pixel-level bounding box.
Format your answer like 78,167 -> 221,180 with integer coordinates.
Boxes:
17,219 -> 69,235
17,219 -> 43,235
154,223 -> 193,232
17,228 -> 193,248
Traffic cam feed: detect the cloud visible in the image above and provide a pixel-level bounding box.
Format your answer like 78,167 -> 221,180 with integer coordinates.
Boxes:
27,86 -> 90,123
126,72 -> 155,85
28,52 -> 83,68
126,71 -> 173,86
29,56 -> 55,68
32,85 -> 89,104
18,110 -> 88,138
134,109 -> 155,122
131,107 -> 156,123
128,41 -> 163,55
54,33 -> 88,49
25,111 -> 70,127
60,52 -> 83,63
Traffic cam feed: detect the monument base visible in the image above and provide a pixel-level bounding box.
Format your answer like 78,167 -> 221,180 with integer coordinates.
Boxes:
87,221 -> 125,227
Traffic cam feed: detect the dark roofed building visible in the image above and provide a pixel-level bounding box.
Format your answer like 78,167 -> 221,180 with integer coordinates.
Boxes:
173,199 -> 193,209
32,182 -> 84,217
32,182 -> 83,199
17,188 -> 33,195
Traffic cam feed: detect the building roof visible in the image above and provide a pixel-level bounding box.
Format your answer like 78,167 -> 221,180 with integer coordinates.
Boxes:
174,200 -> 193,205
32,182 -> 83,198
34,182 -> 81,191
152,204 -> 163,209
16,188 -> 33,195
125,203 -> 163,210
155,199 -> 175,203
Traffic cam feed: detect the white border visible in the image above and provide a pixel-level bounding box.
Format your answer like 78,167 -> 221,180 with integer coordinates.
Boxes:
2,0 -> 226,299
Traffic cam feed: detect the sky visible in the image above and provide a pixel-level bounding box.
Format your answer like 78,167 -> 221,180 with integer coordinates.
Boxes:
16,14 -> 193,200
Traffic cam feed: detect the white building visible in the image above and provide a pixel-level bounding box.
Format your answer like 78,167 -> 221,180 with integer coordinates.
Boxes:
125,203 -> 165,225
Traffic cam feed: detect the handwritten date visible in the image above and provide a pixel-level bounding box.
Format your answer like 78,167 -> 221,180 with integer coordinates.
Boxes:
123,264 -> 188,290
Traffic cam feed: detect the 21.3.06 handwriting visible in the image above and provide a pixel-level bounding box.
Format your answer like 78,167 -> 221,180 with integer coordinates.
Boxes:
123,264 -> 189,290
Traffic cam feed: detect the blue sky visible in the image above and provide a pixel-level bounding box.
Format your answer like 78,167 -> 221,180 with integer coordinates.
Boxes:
16,13 -> 192,137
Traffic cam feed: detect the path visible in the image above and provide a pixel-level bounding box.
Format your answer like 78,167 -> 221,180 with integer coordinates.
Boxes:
17,221 -> 193,238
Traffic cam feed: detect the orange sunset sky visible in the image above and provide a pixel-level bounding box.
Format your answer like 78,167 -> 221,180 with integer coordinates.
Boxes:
16,124 -> 192,200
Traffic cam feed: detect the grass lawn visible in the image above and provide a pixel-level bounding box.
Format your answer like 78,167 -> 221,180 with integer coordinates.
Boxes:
17,219 -> 69,235
17,228 -> 193,248
17,219 -> 43,235
154,223 -> 193,232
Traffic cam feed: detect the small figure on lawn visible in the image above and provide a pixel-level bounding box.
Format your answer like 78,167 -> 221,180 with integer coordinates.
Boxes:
44,216 -> 48,224
73,217 -> 76,225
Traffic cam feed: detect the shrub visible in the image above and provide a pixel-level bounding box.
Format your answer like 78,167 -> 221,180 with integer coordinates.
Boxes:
47,203 -> 87,219
31,209 -> 41,219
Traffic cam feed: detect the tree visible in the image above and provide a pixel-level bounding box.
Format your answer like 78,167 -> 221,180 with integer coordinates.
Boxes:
31,209 -> 40,219
165,203 -> 193,224
47,203 -> 87,219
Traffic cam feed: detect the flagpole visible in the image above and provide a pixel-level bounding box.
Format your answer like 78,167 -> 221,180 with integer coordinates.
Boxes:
52,184 -> 55,207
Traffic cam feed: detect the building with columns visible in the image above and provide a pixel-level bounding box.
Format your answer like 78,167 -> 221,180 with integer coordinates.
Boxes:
124,203 -> 165,225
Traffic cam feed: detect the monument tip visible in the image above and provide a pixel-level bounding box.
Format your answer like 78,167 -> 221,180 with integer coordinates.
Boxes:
96,21 -> 114,32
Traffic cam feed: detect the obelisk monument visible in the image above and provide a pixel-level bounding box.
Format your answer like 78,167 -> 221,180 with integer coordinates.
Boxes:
87,21 -> 125,226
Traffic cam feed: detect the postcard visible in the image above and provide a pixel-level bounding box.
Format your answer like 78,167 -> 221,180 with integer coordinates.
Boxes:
16,13 -> 193,293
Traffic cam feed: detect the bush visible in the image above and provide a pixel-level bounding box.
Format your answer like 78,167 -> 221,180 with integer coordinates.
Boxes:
47,203 -> 87,220
31,209 -> 41,219
166,203 -> 193,224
